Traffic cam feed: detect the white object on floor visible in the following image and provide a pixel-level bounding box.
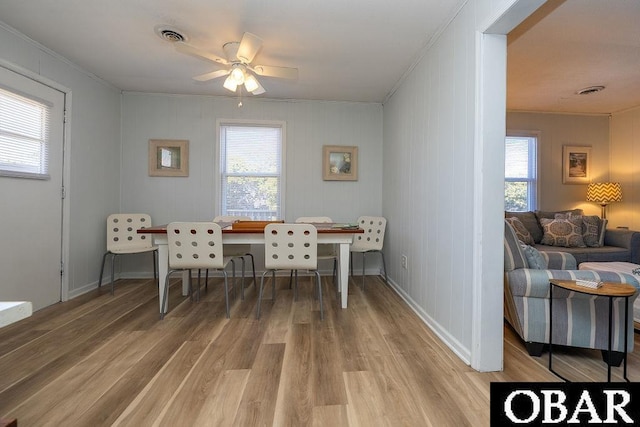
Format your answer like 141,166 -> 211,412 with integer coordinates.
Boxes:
0,301 -> 32,328
579,262 -> 640,322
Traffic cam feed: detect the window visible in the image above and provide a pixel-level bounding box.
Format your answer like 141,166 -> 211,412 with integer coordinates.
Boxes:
0,86 -> 51,179
505,134 -> 537,212
218,122 -> 284,220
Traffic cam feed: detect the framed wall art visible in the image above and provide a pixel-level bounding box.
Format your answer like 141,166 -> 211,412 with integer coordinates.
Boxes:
148,139 -> 189,177
322,145 -> 358,181
563,145 -> 591,184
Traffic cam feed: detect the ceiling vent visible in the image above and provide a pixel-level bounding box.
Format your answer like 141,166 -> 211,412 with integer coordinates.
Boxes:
576,85 -> 605,95
155,26 -> 187,43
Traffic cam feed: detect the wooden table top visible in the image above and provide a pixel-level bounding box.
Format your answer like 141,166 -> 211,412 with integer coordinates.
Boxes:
138,222 -> 363,234
550,279 -> 637,297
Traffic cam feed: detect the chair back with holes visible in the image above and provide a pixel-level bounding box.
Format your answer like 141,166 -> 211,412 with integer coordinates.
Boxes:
295,216 -> 333,224
214,215 -> 252,256
167,222 -> 225,270
351,216 -> 387,252
264,223 -> 317,270
106,213 -> 154,252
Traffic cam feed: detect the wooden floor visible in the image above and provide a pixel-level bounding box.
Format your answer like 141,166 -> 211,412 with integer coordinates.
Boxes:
1,275 -> 640,426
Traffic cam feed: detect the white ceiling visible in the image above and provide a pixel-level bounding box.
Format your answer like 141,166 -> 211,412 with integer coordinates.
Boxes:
0,0 -> 463,103
0,1 -> 637,113
508,0 -> 640,114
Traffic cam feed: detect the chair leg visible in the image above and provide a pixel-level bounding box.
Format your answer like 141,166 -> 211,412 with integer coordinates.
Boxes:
240,257 -> 246,300
294,270 -> 299,301
350,252 -> 353,277
361,253 -> 366,289
152,250 -> 158,280
230,259 -> 237,300
272,270 -> 277,300
289,270 -> 294,289
379,250 -> 388,284
314,271 -> 324,320
110,253 -> 118,295
98,251 -> 109,289
332,259 -> 338,298
248,253 -> 257,290
256,271 -> 270,319
222,270 -> 230,319
160,270 -> 175,319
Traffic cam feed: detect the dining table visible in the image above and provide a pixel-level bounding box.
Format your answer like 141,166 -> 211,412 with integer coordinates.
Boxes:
138,221 -> 363,315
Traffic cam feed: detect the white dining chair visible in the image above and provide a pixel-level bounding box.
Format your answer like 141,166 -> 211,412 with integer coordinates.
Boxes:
256,223 -> 324,320
293,216 -> 337,292
350,216 -> 388,288
161,222 -> 234,319
99,213 -> 158,295
213,215 -> 256,299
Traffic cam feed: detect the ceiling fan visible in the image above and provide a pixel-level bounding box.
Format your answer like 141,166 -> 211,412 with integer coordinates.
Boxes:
175,32 -> 298,96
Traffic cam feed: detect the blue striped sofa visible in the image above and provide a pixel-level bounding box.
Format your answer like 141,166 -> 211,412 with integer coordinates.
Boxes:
504,219 -> 639,361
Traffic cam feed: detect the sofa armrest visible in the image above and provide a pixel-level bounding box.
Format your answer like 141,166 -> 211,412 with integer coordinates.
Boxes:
604,228 -> 640,264
540,251 -> 577,270
506,268 -> 640,298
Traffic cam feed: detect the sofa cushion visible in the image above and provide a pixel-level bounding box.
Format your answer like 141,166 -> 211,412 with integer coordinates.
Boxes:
505,211 -> 543,243
598,218 -> 608,247
505,217 -> 535,245
540,217 -> 586,248
534,244 -> 629,264
520,243 -> 547,269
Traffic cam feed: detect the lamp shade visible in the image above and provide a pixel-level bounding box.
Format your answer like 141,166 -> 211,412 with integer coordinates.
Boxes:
586,182 -> 622,204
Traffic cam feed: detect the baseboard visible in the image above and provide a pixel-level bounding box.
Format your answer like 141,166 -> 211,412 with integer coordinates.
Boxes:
385,278 -> 472,365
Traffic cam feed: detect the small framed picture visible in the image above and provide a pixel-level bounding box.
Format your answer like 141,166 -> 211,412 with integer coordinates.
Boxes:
148,139 -> 189,177
563,145 -> 591,184
323,145 -> 358,181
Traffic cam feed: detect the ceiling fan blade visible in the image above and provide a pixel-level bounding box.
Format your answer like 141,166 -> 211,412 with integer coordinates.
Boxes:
193,69 -> 230,82
252,65 -> 298,80
175,41 -> 228,66
236,32 -> 263,63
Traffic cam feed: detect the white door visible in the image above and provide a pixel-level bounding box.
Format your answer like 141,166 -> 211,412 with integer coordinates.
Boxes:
0,66 -> 65,311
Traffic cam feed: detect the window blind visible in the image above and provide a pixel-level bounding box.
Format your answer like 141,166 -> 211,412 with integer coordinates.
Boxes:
0,86 -> 51,179
220,124 -> 283,220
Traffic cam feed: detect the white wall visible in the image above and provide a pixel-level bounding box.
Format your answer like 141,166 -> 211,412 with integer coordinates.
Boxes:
382,0 -> 541,371
0,23 -> 122,299
120,93 -> 383,274
507,112 -> 610,215
611,106 -> 640,229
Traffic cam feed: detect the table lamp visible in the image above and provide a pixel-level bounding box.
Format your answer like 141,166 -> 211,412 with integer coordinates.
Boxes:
586,182 -> 622,219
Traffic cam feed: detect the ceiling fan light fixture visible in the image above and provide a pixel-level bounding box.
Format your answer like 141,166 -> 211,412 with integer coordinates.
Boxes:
244,74 -> 260,92
231,66 -> 245,84
223,75 -> 238,92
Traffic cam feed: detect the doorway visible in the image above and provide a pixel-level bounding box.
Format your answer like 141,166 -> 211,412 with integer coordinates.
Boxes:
0,65 -> 66,311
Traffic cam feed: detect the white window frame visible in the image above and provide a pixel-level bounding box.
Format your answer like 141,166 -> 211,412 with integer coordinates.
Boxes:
216,119 -> 286,220
0,85 -> 52,179
505,131 -> 539,212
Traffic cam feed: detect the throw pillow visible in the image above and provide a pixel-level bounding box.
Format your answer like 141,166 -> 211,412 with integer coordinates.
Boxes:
505,217 -> 535,245
598,218 -> 608,246
581,215 -> 601,247
554,213 -> 602,247
535,209 -> 584,220
505,211 -> 543,243
520,243 -> 548,269
539,217 -> 586,248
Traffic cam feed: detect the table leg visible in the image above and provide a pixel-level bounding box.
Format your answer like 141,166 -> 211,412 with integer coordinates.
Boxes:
608,296 -> 613,382
624,296 -> 629,382
157,243 -> 169,314
338,243 -> 350,309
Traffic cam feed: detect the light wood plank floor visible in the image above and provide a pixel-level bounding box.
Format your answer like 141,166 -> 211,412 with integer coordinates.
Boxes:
1,275 -> 640,426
